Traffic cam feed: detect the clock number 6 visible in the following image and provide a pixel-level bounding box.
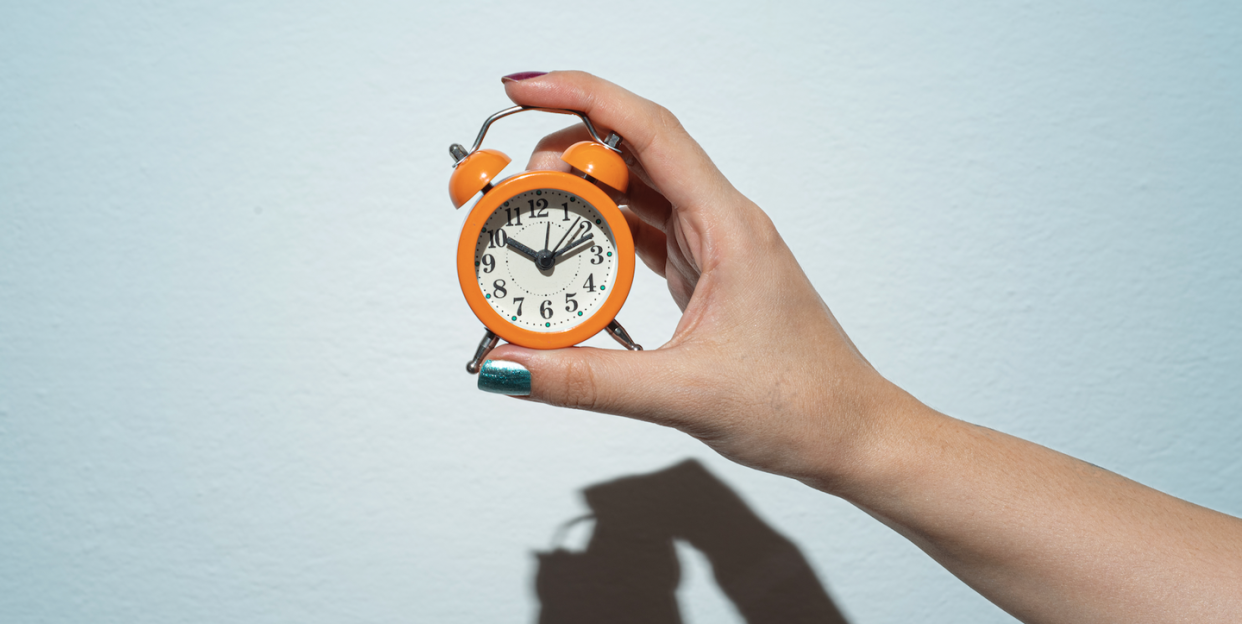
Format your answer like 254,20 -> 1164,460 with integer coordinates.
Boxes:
540,299 -> 553,320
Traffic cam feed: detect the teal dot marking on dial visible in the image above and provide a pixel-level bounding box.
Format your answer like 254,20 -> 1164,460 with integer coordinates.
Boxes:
511,316 -> 517,321
485,294 -> 491,299
595,219 -> 601,224
606,252 -> 612,257
577,311 -> 583,316
545,322 -> 550,327
536,190 -> 542,196
600,286 -> 606,291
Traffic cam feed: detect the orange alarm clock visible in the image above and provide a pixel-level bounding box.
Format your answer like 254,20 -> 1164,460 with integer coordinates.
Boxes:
449,106 -> 643,373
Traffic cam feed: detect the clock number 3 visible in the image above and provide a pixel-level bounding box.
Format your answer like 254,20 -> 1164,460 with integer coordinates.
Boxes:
590,245 -> 604,265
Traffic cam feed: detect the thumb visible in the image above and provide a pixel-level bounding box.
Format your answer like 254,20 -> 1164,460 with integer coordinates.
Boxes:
477,343 -> 685,424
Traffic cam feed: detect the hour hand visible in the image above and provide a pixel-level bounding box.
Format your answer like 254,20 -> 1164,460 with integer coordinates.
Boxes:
551,233 -> 594,264
505,237 -> 540,262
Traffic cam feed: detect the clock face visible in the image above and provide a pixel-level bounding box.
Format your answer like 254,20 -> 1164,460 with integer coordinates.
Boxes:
471,188 -> 619,333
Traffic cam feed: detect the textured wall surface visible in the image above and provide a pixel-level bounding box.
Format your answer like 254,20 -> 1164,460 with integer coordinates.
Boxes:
3,2 -> 1240,622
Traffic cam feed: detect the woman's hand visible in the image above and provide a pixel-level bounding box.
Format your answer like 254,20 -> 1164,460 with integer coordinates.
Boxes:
479,71 -> 1242,624
482,71 -> 906,485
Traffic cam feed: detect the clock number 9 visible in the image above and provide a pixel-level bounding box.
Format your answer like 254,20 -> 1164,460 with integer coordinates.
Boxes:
590,245 -> 604,265
492,279 -> 507,299
540,299 -> 553,320
481,254 -> 495,273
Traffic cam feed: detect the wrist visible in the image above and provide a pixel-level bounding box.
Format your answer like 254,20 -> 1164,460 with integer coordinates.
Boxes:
792,376 -> 944,501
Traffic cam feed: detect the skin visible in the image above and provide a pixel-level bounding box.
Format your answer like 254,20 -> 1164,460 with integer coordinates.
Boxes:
486,71 -> 1242,623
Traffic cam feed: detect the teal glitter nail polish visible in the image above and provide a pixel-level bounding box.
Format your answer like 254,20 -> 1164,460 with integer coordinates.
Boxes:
477,360 -> 531,396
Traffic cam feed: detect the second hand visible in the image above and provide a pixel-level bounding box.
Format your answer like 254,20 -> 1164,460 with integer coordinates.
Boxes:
551,216 -> 581,255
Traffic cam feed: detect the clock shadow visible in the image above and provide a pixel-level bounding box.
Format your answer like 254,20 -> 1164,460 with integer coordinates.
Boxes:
532,459 -> 849,624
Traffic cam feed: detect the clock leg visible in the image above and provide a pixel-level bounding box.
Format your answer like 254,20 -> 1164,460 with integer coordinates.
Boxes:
605,319 -> 643,351
466,328 -> 500,374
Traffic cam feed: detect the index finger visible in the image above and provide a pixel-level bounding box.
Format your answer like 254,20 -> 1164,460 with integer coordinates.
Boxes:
502,71 -> 740,215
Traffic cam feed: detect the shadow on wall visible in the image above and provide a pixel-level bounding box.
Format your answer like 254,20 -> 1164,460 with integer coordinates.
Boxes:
533,459 -> 848,624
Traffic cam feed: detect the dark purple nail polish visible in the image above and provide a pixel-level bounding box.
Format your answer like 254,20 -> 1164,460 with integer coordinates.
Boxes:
501,71 -> 548,83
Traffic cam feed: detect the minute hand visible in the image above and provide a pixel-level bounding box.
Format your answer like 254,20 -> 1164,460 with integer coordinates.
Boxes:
551,233 -> 594,265
505,238 -> 540,263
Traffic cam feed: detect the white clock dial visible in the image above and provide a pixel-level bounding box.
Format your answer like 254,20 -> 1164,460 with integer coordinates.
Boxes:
472,189 -> 619,333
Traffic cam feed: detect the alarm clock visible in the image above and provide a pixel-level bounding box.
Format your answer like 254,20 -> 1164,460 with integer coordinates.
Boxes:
449,106 -> 643,374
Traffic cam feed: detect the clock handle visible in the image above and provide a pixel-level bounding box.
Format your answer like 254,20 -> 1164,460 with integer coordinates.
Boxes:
463,106 -> 621,156
605,319 -> 643,351
466,328 -> 501,374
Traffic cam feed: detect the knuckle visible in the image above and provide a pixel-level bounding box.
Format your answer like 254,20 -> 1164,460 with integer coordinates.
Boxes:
532,133 -> 559,152
626,102 -> 684,155
651,104 -> 684,135
551,358 -> 602,412
750,209 -> 782,249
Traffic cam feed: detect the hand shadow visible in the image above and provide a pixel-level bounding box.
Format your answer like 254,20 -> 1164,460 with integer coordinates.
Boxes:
534,459 -> 848,624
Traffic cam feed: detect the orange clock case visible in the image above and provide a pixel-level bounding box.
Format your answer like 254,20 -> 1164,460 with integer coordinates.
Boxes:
456,170 -> 635,350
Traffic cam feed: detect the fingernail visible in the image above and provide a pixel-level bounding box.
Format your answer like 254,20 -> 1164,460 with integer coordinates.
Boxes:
501,71 -> 548,83
478,360 -> 531,396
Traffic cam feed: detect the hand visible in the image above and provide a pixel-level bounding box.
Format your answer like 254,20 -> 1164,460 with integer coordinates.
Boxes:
551,232 -> 593,265
550,218 -> 581,255
479,71 -> 1242,624
482,72 -> 1242,624
483,71 -> 904,484
504,237 -> 541,264
550,217 -> 585,256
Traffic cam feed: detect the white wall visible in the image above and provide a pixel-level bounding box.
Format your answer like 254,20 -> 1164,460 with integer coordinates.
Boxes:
2,2 -> 1239,622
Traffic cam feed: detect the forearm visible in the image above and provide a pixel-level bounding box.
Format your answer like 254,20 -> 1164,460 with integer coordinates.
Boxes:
809,390 -> 1242,624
